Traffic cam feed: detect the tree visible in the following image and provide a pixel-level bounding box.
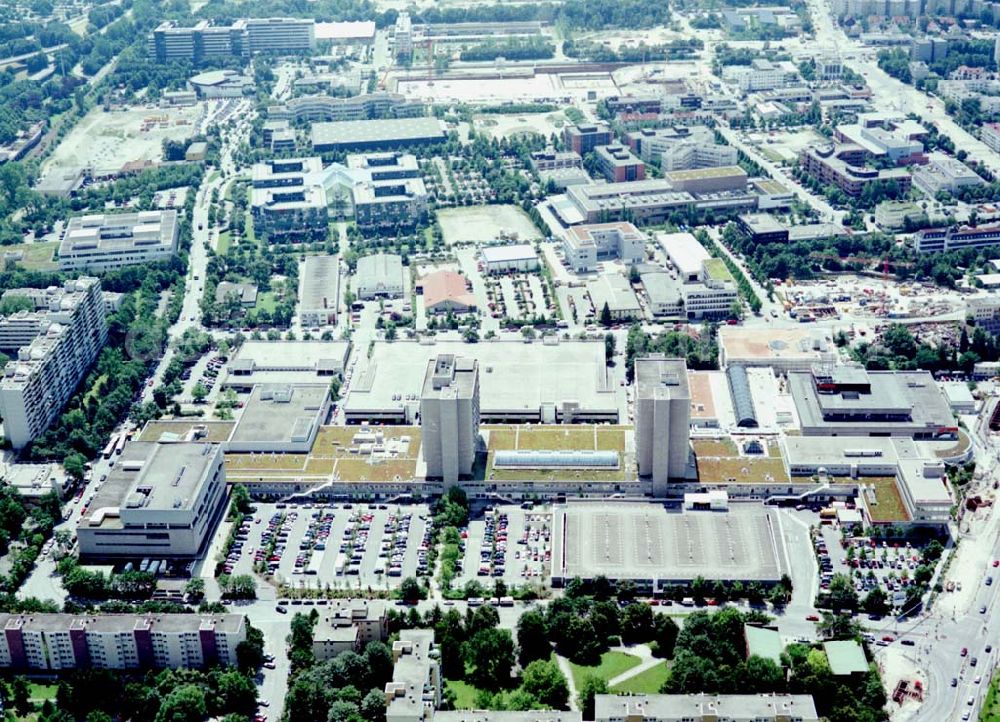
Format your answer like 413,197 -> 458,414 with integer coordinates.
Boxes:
517,609 -> 550,667
400,576 -> 425,603
621,602 -> 654,644
154,684 -> 206,722
63,451 -> 88,483
192,382 -> 208,403
11,676 -> 31,717
604,332 -> 616,364
520,660 -> 569,709
862,587 -> 889,616
236,623 -> 265,673
825,573 -> 859,611
577,675 -> 608,719
465,628 -> 515,689
184,577 -> 206,600
651,615 -> 679,659
599,302 -> 613,327
742,655 -> 786,694
216,669 -> 257,715
360,689 -> 386,722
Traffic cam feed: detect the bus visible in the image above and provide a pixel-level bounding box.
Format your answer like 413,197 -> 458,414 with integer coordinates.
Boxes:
114,433 -> 128,456
102,435 -> 119,460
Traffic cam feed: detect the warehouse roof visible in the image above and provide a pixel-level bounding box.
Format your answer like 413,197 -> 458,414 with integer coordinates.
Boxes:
311,117 -> 444,148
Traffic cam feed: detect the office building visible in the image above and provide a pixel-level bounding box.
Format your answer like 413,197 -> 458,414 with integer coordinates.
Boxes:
562,222 -> 646,272
250,157 -> 329,242
737,213 -> 789,243
149,18 -> 314,63
722,6 -> 803,32
0,613 -> 246,671
59,211 -> 179,272
355,254 -> 405,299
635,355 -> 691,493
420,355 -> 480,485
969,295 -> 1000,336
656,233 -> 737,318
914,224 -> 1000,253
393,12 -> 414,59
299,254 -> 340,327
788,366 -> 956,439
719,326 -> 835,373
593,144 -> 646,183
222,340 -> 351,389
641,271 -> 684,317
313,601 -> 388,660
268,93 -> 425,124
593,694 -> 819,722
722,59 -> 800,92
835,114 -> 925,163
530,149 -> 583,172
660,141 -> 739,172
912,153 -> 984,196
0,278 -> 107,448
480,245 -> 539,274
312,118 -> 445,152
76,441 -> 227,560
554,180 -> 694,226
563,122 -> 614,155
873,201 -> 927,230
385,630 -> 441,722
663,166 -> 747,194
353,177 -> 427,229
188,69 -> 252,98
799,144 -> 912,198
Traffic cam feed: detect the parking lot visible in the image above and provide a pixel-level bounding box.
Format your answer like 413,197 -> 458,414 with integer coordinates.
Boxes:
223,501 -> 432,591
452,505 -> 553,588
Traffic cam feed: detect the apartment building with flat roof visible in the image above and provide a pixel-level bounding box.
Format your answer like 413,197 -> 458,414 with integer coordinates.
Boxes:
0,613 -> 245,671
59,211 -> 179,271
0,278 -> 107,448
149,18 -> 313,62
594,693 -> 819,722
385,630 -> 441,722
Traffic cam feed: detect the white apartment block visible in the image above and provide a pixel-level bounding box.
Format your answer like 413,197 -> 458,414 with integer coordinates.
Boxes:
563,222 -> 646,272
0,614 -> 245,671
385,630 -> 441,722
0,278 -> 107,448
635,355 -> 691,495
59,211 -> 179,272
594,693 -> 819,722
982,123 -> 1000,154
722,59 -> 800,92
420,355 -> 480,486
682,278 -> 739,319
660,142 -> 739,172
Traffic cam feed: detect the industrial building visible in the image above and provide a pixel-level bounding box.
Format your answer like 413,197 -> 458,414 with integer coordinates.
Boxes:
418,271 -> 477,315
311,117 -> 445,152
76,441 -> 227,560
635,355 -> 691,493
250,157 -> 329,242
149,18 -> 315,63
344,339 -> 618,424
586,274 -> 641,320
59,211 -> 179,271
551,503 -> 787,590
420,355 -> 480,485
788,366 -> 956,439
0,614 -> 246,671
355,254 -> 405,299
480,245 -> 540,274
222,340 -> 351,389
0,278 -> 108,448
299,254 -> 341,328
227,383 -> 331,453
562,222 -> 646,272
593,694 -> 818,722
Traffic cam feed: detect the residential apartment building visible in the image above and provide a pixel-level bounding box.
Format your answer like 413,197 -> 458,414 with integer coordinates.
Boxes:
313,601 -> 388,660
420,355 -> 480,486
0,614 -> 245,671
149,18 -> 314,62
799,144 -> 912,197
592,144 -> 646,183
0,278 -> 107,448
562,222 -> 646,272
563,122 -> 614,155
250,157 -> 329,242
76,441 -> 227,560
982,122 -> 1000,153
914,224 -> 1000,253
722,59 -> 800,92
268,92 -> 425,124
58,211 -> 179,272
594,693 -> 819,722
385,630 -> 441,722
635,355 -> 691,495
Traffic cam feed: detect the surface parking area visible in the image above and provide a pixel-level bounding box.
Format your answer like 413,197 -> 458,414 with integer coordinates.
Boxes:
453,505 -> 553,588
223,501 -> 431,591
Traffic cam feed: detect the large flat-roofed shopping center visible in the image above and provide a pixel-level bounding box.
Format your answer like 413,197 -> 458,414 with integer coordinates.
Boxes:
343,339 -> 621,424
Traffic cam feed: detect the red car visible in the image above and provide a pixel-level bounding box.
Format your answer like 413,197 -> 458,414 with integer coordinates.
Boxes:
881,635 -> 894,642
961,647 -> 969,656
806,614 -> 820,621
993,560 -> 998,568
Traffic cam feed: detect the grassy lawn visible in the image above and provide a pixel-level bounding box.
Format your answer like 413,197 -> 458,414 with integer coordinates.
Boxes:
5,241 -> 58,270
610,662 -> 670,694
217,230 -> 231,255
29,683 -> 56,701
245,211 -> 256,245
568,651 -> 641,690
256,291 -> 278,313
982,670 -> 1000,721
866,477 -> 911,523
446,679 -> 481,709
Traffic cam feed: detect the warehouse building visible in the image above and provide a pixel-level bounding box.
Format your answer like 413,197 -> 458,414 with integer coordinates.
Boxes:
355,254 -> 405,299
586,273 -> 641,320
312,117 -> 445,152
480,244 -> 540,274
0,278 -> 108,448
299,254 -> 341,328
344,339 -> 618,424
0,613 -> 246,671
59,211 -> 179,271
227,383 -> 331,453
419,271 -> 477,315
663,166 -> 748,194
551,503 -> 787,590
77,441 -> 227,561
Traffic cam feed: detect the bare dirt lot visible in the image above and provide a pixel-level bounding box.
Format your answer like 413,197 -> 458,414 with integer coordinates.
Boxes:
437,205 -> 542,245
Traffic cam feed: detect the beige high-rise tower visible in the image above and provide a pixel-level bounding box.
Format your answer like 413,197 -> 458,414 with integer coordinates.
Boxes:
420,355 -> 480,486
635,355 -> 691,496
